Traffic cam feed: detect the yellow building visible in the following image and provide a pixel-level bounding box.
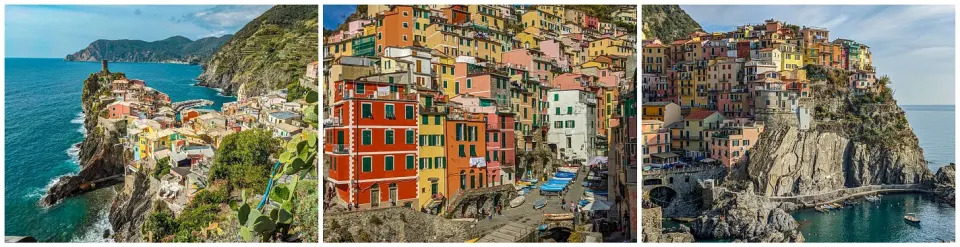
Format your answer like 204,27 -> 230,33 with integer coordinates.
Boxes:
418,94 -> 447,209
515,32 -> 540,50
588,37 -> 635,59
521,9 -> 563,34
642,42 -> 666,73
468,5 -> 503,31
412,5 -> 431,45
325,39 -> 353,59
423,22 -> 501,61
432,53 -> 457,97
779,44 -> 803,71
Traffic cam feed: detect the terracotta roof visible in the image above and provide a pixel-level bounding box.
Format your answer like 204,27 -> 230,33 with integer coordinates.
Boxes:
759,47 -> 776,52
645,43 -> 665,48
685,110 -> 718,120
670,39 -> 689,45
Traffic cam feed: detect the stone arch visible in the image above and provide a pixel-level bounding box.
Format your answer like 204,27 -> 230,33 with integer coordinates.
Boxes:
648,186 -> 677,208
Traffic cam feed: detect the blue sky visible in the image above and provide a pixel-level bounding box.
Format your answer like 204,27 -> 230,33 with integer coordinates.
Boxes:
5,5 -> 271,58
323,5 -> 357,30
681,5 -> 956,105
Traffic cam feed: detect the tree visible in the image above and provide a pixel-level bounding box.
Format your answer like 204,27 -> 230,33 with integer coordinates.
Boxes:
210,129 -> 281,192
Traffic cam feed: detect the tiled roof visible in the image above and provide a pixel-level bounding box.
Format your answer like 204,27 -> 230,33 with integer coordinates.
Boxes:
685,110 -> 718,120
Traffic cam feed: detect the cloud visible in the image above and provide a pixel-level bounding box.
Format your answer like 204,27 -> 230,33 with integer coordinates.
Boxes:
177,5 -> 270,32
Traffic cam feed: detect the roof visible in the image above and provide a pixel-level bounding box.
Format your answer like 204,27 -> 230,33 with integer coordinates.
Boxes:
670,39 -> 689,45
644,101 -> 674,106
171,167 -> 192,177
275,123 -> 301,133
759,47 -> 777,52
269,111 -> 297,120
641,119 -> 663,125
685,110 -> 719,120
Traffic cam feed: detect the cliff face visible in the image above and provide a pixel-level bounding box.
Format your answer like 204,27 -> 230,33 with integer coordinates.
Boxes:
727,71 -> 933,197
109,170 -> 157,242
197,5 -> 318,97
41,71 -> 128,207
641,5 -> 703,42
65,35 -> 232,64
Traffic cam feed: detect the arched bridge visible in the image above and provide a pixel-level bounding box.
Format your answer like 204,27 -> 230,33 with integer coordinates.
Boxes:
642,165 -> 726,208
172,99 -> 214,112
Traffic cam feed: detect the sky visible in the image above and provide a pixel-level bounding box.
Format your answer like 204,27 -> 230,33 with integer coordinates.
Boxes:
5,5 -> 271,58
681,5 -> 956,106
323,5 -> 357,31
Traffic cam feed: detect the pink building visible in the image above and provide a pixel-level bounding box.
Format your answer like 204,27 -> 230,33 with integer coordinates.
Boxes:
502,49 -> 554,84
538,39 -> 569,70
107,101 -> 133,119
454,60 -> 511,107
553,73 -> 598,90
708,122 -> 763,168
327,19 -> 373,43
642,120 -> 673,165
485,113 -> 516,185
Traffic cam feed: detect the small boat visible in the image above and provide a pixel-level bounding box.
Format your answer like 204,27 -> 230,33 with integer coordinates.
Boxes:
865,195 -> 880,202
543,213 -> 574,221
537,224 -> 548,231
510,196 -> 526,208
904,213 -> 920,224
533,197 -> 547,209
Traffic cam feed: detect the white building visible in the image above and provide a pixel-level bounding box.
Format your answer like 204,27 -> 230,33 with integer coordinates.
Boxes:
547,89 -> 597,164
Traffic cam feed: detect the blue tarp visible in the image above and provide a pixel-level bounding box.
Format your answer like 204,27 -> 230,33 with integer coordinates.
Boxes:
540,184 -> 566,192
555,172 -> 576,178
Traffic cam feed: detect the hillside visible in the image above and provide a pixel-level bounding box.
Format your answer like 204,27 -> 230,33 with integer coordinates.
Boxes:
641,5 -> 703,42
197,5 -> 319,97
65,35 -> 232,64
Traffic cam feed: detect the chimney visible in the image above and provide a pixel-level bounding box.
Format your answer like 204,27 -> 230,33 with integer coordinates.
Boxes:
101,60 -> 109,73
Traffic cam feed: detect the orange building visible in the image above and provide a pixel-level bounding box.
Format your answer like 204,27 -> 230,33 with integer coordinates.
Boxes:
324,80 -> 420,209
375,5 -> 415,55
444,107 -> 487,198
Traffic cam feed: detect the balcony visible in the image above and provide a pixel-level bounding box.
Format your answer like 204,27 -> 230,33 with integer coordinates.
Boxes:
331,144 -> 349,154
323,117 -> 343,128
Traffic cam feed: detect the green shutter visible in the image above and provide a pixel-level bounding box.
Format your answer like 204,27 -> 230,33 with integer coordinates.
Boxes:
408,155 -> 415,169
568,107 -> 573,114
406,105 -> 414,119
362,157 -> 372,172
385,156 -> 394,171
385,130 -> 394,144
555,107 -> 560,115
419,158 -> 425,169
362,130 -> 372,145
435,116 -> 441,125
362,104 -> 372,118
385,105 -> 395,118
459,145 -> 465,157
554,94 -> 559,101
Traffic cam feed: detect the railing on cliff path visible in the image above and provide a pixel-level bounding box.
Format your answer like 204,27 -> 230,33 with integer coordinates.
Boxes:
764,184 -> 930,206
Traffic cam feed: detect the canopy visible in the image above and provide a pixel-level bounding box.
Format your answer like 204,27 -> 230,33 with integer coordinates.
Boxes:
586,200 -> 612,211
588,156 -> 608,166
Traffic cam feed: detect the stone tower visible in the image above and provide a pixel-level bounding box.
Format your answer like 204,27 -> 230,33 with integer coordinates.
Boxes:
101,60 -> 109,73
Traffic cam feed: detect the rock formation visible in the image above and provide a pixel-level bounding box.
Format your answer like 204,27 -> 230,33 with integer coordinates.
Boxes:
41,71 -> 128,207
930,163 -> 956,206
109,170 -> 158,242
642,206 -> 694,243
324,207 -> 478,242
690,188 -> 803,242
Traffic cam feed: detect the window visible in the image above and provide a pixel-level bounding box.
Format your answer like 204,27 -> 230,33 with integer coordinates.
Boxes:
435,116 -> 441,125
459,144 -> 466,157
385,156 -> 394,171
403,22 -> 409,28
555,107 -> 560,115
407,154 -> 423,170
362,156 -> 372,172
565,120 -> 575,128
466,79 -> 472,88
406,105 -> 415,119
362,103 -> 373,118
422,116 -> 429,125
419,158 -> 425,169
554,94 -> 559,101
470,145 -> 477,156
406,129 -> 415,144
356,83 -> 365,94
362,130 -> 372,145
567,106 -> 573,114
385,130 -> 394,144
385,104 -> 395,119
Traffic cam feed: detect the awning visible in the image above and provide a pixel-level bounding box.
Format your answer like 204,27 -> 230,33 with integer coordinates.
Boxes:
651,152 -> 680,159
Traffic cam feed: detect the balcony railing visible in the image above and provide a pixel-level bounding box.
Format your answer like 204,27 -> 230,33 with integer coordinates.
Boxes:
332,144 -> 349,154
323,117 -> 343,128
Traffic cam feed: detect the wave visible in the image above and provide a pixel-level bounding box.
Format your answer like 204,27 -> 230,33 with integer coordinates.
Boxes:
34,171 -> 76,208
71,112 -> 85,124
67,142 -> 82,164
71,201 -> 115,243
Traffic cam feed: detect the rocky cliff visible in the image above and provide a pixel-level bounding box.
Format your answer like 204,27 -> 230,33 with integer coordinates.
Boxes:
109,169 -> 158,242
642,207 -> 695,243
930,163 -> 956,206
690,188 -> 804,242
65,35 -> 232,64
41,71 -> 128,207
641,5 -> 703,42
726,69 -> 933,197
197,5 -> 318,97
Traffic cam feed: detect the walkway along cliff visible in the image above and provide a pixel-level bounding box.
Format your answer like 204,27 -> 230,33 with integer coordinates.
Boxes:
42,66 -> 128,207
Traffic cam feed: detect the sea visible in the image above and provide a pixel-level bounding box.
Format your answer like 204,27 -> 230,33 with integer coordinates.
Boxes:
791,104 -> 956,242
3,58 -> 234,242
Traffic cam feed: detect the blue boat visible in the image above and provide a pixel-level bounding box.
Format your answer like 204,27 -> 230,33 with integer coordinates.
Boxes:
533,197 -> 547,209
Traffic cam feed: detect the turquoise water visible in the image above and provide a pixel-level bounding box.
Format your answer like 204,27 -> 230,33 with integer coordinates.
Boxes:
793,193 -> 954,242
791,105 -> 956,242
4,58 -> 234,242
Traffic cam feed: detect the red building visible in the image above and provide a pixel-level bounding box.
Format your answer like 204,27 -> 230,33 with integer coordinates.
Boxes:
443,5 -> 470,24
445,107 -> 487,197
584,15 -> 599,31
324,80 -> 420,209
485,112 -> 515,185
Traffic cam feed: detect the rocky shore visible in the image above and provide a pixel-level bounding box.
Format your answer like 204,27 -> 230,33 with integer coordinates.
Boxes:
930,163 -> 956,207
323,207 -> 478,242
641,207 -> 694,243
689,188 -> 803,242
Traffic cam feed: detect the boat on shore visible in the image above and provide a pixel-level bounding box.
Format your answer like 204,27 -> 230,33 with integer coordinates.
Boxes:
533,197 -> 547,209
510,196 -> 525,208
